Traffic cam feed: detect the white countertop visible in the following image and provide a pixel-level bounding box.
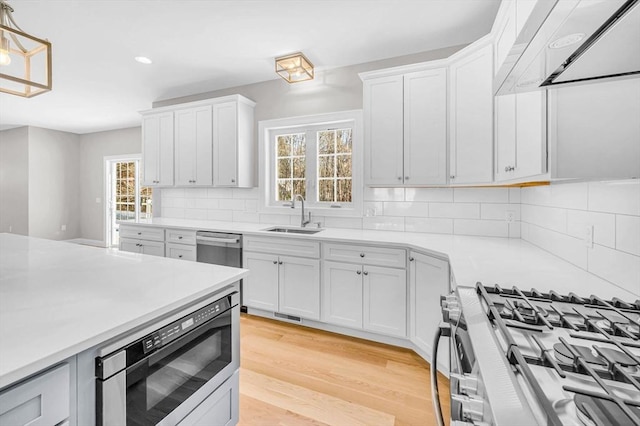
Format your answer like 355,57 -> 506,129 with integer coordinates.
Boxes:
133,218 -> 639,299
0,233 -> 248,390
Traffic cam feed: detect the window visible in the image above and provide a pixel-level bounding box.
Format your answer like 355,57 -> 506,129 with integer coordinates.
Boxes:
260,111 -> 362,215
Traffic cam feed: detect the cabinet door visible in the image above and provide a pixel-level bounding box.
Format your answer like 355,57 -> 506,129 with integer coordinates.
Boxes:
449,43 -> 493,184
494,0 -> 516,74
409,252 -> 449,360
363,75 -> 404,185
175,106 -> 213,186
119,238 -> 142,254
142,112 -> 174,186
495,94 -> 517,181
403,69 -> 448,185
243,252 -> 279,312
213,102 -> 238,187
363,266 -> 407,337
278,256 -> 320,320
322,261 -> 363,329
514,91 -> 546,179
165,243 -> 196,261
140,240 -> 165,257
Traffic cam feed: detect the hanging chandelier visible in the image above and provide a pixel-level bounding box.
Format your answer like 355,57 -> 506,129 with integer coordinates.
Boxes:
0,0 -> 51,97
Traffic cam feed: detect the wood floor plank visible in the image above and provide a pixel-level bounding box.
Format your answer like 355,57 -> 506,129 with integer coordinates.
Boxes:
239,314 -> 451,426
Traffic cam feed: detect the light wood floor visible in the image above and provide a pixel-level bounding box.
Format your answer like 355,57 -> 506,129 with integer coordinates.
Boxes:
238,314 -> 451,426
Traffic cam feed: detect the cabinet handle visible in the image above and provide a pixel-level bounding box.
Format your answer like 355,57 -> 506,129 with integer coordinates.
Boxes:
273,260 -> 278,264
405,176 -> 409,180
363,271 -> 369,276
505,166 -> 515,172
178,255 -> 183,258
360,253 -> 365,258
137,232 -> 142,235
231,179 -> 236,183
278,261 -> 283,265
357,270 -> 362,275
178,236 -> 183,239
409,257 -> 415,262
397,177 -> 402,181
450,175 -> 455,180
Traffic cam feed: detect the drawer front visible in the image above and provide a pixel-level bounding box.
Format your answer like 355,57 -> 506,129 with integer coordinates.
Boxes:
119,225 -> 164,242
0,363 -> 70,426
165,229 -> 197,245
244,236 -> 320,258
323,243 -> 406,268
166,243 -> 197,261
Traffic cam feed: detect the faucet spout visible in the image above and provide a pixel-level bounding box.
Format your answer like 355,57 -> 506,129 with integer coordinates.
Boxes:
292,194 -> 311,228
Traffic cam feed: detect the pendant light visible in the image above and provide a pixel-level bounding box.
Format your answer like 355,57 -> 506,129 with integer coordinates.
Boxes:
0,0 -> 51,98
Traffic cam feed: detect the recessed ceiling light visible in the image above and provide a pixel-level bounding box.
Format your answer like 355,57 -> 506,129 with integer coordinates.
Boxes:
135,56 -> 153,64
549,33 -> 586,49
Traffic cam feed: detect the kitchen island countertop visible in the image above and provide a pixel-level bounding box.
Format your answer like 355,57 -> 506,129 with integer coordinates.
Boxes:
0,233 -> 248,390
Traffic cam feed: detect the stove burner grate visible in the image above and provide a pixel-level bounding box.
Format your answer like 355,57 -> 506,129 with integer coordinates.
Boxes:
575,393 -> 640,426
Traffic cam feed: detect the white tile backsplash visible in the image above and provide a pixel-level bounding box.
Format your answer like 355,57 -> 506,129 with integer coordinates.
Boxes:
362,216 -> 405,231
454,219 -> 509,238
405,188 -> 453,202
429,202 -> 480,219
404,217 -> 453,234
521,180 -> 640,292
383,201 -> 429,217
454,187 -> 509,203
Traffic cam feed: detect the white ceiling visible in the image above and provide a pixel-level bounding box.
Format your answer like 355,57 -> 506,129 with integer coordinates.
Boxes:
0,0 -> 500,134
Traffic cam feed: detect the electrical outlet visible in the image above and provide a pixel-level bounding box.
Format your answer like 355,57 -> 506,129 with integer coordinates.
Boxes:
8,225 -> 12,233
505,210 -> 515,224
584,225 -> 594,248
61,225 -> 67,231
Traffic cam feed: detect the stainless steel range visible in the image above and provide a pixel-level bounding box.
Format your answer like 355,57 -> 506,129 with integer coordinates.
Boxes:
432,283 -> 640,426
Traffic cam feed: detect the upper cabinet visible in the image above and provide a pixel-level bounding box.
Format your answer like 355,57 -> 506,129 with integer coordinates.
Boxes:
140,94 -> 256,188
449,41 -> 494,184
175,105 -> 213,186
142,112 -> 174,186
361,64 -> 448,186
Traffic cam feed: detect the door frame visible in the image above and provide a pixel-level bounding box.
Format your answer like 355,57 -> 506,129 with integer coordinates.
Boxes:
104,155 -> 142,248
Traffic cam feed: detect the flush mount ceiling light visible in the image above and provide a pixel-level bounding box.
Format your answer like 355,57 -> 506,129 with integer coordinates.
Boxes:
0,0 -> 51,97
275,52 -> 314,83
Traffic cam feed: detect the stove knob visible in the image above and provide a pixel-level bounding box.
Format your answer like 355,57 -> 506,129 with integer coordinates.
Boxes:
451,393 -> 484,423
441,294 -> 462,322
450,373 -> 478,395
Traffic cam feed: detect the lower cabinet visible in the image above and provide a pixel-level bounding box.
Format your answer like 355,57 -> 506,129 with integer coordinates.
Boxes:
166,242 -> 197,261
244,251 -> 320,320
322,261 -> 407,338
177,370 -> 239,426
119,238 -> 165,257
0,363 -> 70,426
409,251 -> 450,360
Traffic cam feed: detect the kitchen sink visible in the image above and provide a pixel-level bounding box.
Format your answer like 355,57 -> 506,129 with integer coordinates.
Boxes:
264,227 -> 324,234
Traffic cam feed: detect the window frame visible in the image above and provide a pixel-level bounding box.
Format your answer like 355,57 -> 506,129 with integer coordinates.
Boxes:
259,110 -> 363,217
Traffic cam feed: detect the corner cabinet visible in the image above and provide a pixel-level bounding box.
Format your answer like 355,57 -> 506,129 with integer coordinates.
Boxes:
140,94 -> 256,189
449,41 -> 494,184
142,112 -> 174,186
361,65 -> 448,186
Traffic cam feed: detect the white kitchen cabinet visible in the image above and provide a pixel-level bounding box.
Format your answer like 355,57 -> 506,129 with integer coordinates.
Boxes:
323,243 -> 406,269
243,252 -> 279,312
495,91 -> 546,182
449,42 -> 494,184
174,105 -> 213,186
176,371 -> 239,426
119,225 -> 164,242
213,100 -> 255,188
494,0 -> 516,76
243,243 -> 320,320
120,237 -> 165,257
0,363 -> 70,426
409,252 -> 450,361
322,261 -> 363,329
142,112 -> 174,186
363,265 -> 407,337
278,255 -> 320,320
165,242 -> 197,261
362,66 -> 448,186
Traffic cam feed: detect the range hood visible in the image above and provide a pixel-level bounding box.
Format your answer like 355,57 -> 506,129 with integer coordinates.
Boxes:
495,0 -> 640,95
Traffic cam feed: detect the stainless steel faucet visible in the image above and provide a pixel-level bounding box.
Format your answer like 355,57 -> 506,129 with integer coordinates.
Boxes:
292,194 -> 311,227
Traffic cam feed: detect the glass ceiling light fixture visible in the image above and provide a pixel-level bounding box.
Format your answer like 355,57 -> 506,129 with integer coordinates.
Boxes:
0,0 -> 52,97
275,52 -> 314,83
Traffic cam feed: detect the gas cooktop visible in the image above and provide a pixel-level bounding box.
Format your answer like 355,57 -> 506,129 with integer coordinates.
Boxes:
441,283 -> 640,426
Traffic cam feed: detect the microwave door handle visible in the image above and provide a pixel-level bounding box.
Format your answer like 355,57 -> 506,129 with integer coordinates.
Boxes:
431,322 -> 451,426
196,236 -> 240,245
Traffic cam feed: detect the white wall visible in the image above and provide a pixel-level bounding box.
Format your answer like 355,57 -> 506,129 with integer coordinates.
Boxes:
28,127 -> 81,240
0,127 -> 29,235
521,180 -> 640,296
79,127 -> 142,242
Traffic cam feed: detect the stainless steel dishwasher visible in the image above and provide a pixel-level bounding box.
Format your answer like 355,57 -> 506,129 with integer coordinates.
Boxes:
196,231 -> 245,308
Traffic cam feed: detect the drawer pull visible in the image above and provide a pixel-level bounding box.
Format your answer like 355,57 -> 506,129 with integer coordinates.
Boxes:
178,236 -> 183,239
409,257 -> 415,262
356,270 -> 362,275
278,261 -> 283,265
360,253 -> 365,258
273,260 -> 278,264
178,255 -> 183,258
137,232 -> 142,235
363,271 -> 369,276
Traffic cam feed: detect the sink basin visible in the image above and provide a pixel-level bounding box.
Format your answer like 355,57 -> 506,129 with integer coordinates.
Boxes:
264,227 -> 324,235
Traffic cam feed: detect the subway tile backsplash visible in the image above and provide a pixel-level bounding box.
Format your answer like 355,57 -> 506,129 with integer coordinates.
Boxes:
521,179 -> 640,296
160,186 -> 522,238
